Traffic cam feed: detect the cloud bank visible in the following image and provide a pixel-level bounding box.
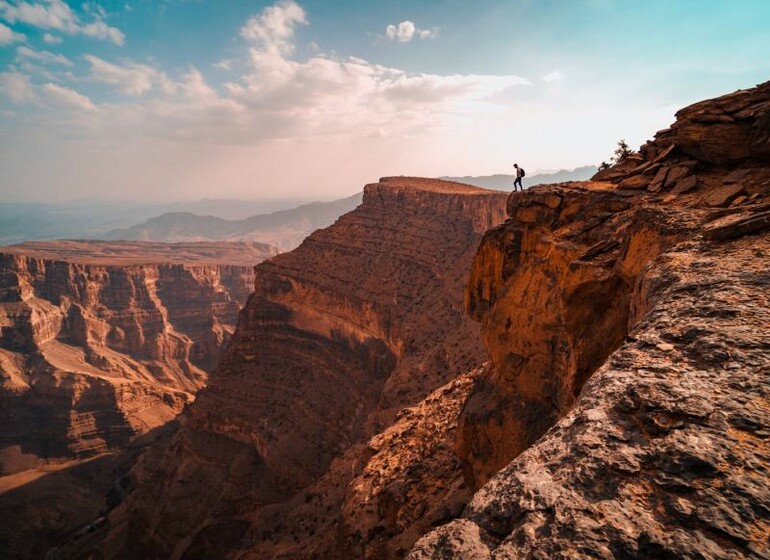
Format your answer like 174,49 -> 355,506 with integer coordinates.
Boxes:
0,0 -> 124,44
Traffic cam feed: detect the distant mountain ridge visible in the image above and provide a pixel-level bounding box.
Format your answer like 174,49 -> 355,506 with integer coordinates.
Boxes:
0,197 -> 319,245
442,165 -> 597,190
103,193 -> 364,251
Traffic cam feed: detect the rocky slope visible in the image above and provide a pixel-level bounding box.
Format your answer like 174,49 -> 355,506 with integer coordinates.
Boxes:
75,177 -> 508,559
410,81 -> 770,557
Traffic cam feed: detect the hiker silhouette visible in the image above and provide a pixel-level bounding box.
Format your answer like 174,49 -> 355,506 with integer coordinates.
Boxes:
513,163 -> 525,191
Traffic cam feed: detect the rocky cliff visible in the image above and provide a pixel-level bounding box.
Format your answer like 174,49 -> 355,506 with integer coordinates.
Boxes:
410,81 -> 770,558
77,178 -> 508,559
0,240 -> 273,559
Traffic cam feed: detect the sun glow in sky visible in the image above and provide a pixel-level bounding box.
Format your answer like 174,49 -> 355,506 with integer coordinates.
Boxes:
1,0 -> 769,202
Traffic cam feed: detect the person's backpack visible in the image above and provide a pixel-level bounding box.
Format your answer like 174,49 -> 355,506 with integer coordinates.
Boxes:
520,168 -> 526,177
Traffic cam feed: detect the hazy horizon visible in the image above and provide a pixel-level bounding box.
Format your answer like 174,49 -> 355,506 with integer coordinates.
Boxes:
1,0 -> 769,203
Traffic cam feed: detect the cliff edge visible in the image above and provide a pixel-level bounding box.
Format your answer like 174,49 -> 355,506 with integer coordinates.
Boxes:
411,81 -> 770,558
78,178 -> 508,559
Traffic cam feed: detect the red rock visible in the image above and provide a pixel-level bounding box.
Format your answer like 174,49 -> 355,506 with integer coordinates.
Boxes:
411,80 -> 770,560
670,175 -> 699,195
81,178 -> 508,560
647,167 -> 669,192
0,241 -> 268,558
663,165 -> 691,188
704,184 -> 748,207
619,174 -> 649,190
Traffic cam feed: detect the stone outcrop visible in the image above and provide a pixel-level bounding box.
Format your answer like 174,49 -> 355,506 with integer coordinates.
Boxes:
77,178 -> 508,559
410,81 -> 770,558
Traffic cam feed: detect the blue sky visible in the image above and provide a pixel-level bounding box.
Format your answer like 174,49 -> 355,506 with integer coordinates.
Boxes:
1,0 -> 769,202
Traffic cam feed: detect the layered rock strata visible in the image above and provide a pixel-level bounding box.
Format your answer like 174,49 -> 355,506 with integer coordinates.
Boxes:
82,178 -> 508,559
0,241 -> 271,473
411,81 -> 770,557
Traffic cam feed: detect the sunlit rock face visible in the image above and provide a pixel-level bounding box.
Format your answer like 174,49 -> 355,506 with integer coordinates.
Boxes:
84,178 -> 508,559
0,241 -> 268,470
411,80 -> 770,559
0,241 -> 272,560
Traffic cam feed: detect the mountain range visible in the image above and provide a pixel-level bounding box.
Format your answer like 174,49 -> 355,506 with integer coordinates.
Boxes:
101,193 -> 364,251
442,165 -> 598,190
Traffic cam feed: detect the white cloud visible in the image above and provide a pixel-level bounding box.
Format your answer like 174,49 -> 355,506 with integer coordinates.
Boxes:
42,82 -> 95,111
543,70 -> 563,83
386,20 -> 438,42
0,71 -> 37,102
84,54 -> 175,95
0,20 -> 24,43
42,32 -> 61,43
7,1 -> 527,146
240,0 -> 306,53
0,0 -> 125,45
418,28 -> 439,40
17,45 -> 72,66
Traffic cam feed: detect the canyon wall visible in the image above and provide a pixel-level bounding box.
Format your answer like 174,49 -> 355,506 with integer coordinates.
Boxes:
411,81 -> 770,558
0,241 -> 272,559
0,242 -> 272,471
77,178 -> 508,560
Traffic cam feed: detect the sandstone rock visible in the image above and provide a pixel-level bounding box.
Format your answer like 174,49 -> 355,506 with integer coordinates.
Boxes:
411,80 -> 770,560
619,174 -> 649,190
670,174 -> 699,195
663,165 -> 692,189
704,209 -> 770,241
80,178 -> 508,560
656,80 -> 770,164
412,234 -> 770,559
0,241 -> 265,559
408,519 -> 491,560
0,244 -> 260,469
458,182 -> 689,489
647,166 -> 668,192
704,184 -> 748,207
652,143 -> 677,163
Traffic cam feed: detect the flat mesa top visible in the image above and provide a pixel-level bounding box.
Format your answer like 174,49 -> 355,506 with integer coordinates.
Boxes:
374,176 -> 501,195
0,240 -> 277,266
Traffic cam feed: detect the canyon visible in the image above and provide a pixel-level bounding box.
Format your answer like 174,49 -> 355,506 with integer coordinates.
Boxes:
0,240 -> 276,559
7,81 -> 770,560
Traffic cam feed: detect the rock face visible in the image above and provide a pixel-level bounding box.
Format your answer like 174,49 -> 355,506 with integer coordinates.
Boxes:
410,81 -> 770,558
0,241 -> 271,559
81,178 -> 508,559
0,241 -> 270,472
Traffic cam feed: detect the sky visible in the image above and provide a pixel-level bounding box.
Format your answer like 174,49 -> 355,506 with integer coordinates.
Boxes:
0,0 -> 769,203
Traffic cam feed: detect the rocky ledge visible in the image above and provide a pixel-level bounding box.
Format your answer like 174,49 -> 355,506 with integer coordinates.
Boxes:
410,81 -> 770,558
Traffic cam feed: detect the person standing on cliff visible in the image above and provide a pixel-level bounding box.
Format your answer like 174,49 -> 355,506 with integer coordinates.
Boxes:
513,163 -> 525,191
